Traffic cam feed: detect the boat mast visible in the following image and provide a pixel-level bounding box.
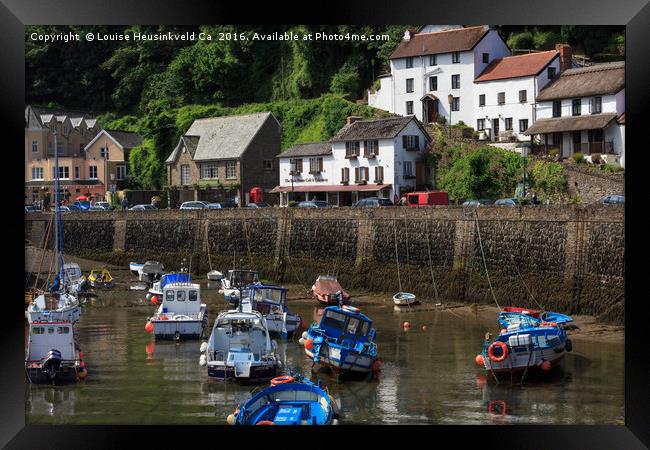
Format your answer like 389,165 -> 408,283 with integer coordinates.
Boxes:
53,130 -> 65,286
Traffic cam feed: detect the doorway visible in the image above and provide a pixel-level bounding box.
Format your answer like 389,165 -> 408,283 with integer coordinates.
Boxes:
492,119 -> 500,141
423,98 -> 439,124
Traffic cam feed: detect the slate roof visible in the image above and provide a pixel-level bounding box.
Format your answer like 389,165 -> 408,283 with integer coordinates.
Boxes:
278,142 -> 332,158
27,105 -> 99,130
475,51 -> 558,82
390,26 -> 489,59
536,61 -> 625,101
184,112 -> 275,161
331,116 -> 429,142
104,130 -> 143,149
523,113 -> 618,135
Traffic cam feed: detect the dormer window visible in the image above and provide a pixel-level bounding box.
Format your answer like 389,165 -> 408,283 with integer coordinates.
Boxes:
547,67 -> 557,79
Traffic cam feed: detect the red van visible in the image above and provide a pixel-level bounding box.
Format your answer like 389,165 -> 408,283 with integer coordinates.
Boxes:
405,191 -> 449,207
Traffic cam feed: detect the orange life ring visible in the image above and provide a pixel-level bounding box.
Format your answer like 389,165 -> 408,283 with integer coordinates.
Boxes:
488,341 -> 509,363
270,376 -> 294,386
488,400 -> 508,415
256,420 -> 275,425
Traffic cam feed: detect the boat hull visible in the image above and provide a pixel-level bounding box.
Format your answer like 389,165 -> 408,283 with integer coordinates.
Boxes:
27,306 -> 81,324
305,346 -> 375,374
152,308 -> 208,340
207,364 -> 279,383
90,280 -> 114,289
25,364 -> 80,384
483,345 -> 566,374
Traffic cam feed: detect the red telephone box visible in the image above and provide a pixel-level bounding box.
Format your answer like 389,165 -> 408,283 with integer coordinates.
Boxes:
250,187 -> 264,204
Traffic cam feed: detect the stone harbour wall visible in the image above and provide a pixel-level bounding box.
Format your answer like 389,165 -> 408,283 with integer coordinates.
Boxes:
25,204 -> 625,323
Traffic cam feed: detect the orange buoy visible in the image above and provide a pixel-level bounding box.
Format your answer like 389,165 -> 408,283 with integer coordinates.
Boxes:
304,338 -> 314,350
475,354 -> 484,366
421,325 -> 427,331
151,295 -> 159,305
145,321 -> 154,333
540,360 -> 552,371
256,421 -> 275,425
146,341 -> 155,354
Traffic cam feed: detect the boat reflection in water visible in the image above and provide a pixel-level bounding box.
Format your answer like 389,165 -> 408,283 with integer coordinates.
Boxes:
27,386 -> 78,418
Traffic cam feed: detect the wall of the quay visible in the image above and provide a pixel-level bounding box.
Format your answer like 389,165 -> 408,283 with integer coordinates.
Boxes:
25,205 -> 625,323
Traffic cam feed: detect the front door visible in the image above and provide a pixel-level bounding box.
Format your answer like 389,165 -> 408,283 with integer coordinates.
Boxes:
425,99 -> 438,123
339,191 -> 352,207
492,119 -> 500,141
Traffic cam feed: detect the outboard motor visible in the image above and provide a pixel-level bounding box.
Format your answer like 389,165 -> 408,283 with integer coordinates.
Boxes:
42,349 -> 62,382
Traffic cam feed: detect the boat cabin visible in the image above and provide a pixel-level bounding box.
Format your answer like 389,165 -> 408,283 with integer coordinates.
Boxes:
27,322 -> 76,362
161,282 -> 202,316
208,312 -> 270,362
226,270 -> 260,288
318,306 -> 375,346
63,263 -> 82,282
248,285 -> 288,315
159,272 -> 191,289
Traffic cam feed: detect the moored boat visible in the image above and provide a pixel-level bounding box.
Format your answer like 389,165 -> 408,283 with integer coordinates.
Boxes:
226,374 -> 339,425
207,270 -> 224,281
129,262 -> 144,276
147,271 -> 190,300
144,280 -> 208,341
500,306 -> 574,329
392,292 -> 417,306
25,320 -> 88,384
27,291 -> 81,324
476,312 -> 572,376
242,284 -> 302,338
220,269 -> 261,305
301,305 -> 379,376
88,268 -> 114,289
200,308 -> 281,383
310,275 -> 350,305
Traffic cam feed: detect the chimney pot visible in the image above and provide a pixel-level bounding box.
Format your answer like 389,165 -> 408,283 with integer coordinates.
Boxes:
555,43 -> 572,72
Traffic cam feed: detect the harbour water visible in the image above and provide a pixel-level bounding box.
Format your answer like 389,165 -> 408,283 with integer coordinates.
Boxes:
26,282 -> 624,425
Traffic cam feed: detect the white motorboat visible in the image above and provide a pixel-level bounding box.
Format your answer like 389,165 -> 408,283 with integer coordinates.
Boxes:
130,261 -> 164,284
145,280 -> 208,341
129,262 -> 144,276
242,284 -> 302,338
392,292 -> 418,306
25,319 -> 87,384
200,308 -> 281,383
27,292 -> 81,324
207,270 -> 224,281
220,269 -> 261,305
63,263 -> 88,294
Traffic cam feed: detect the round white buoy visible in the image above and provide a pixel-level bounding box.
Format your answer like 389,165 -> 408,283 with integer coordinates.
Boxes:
199,355 -> 207,366
301,331 -> 308,339
298,338 -> 305,345
332,419 -> 339,425
200,342 -> 208,353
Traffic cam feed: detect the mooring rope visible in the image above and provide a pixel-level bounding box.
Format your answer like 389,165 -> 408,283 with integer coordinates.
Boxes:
474,210 -> 500,310
393,218 -> 402,293
507,251 -> 545,311
424,220 -> 440,304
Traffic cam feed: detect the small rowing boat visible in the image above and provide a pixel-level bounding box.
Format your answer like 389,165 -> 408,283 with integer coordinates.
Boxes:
392,292 -> 417,306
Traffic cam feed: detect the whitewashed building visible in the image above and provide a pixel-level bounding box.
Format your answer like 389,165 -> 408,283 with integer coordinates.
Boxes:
473,46 -> 568,142
271,116 -> 431,206
524,61 -> 625,167
368,25 -> 510,125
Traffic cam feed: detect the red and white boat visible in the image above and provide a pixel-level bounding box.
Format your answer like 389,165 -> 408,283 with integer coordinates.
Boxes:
310,275 -> 350,305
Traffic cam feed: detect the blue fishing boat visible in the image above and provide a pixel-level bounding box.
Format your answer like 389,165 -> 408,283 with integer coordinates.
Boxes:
501,307 -> 574,329
146,271 -> 191,301
227,374 -> 339,425
476,312 -> 573,376
301,305 -> 379,376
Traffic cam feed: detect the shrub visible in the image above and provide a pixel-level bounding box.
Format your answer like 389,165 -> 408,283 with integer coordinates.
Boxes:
548,148 -> 559,159
436,115 -> 447,125
590,153 -> 602,165
530,161 -> 568,202
507,32 -> 535,50
533,30 -> 562,50
288,200 -> 298,207
602,164 -> 624,173
571,152 -> 585,164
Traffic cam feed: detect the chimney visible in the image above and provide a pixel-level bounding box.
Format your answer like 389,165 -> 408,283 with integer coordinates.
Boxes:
346,116 -> 362,125
555,43 -> 572,72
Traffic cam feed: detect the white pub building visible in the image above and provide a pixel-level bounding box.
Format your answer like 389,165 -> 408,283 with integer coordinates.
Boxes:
271,116 -> 431,206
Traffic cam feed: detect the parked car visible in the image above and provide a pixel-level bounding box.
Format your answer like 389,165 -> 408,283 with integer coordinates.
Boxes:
72,200 -> 91,210
205,201 -> 236,209
68,204 -> 84,211
602,194 -> 625,205
353,197 -> 393,207
129,204 -> 157,211
180,201 -> 208,210
494,198 -> 521,206
462,199 -> 494,206
55,206 -> 71,213
246,202 -> 270,208
89,205 -> 108,211
297,200 -> 329,208
405,191 -> 449,207
94,201 -> 113,210
25,205 -> 40,213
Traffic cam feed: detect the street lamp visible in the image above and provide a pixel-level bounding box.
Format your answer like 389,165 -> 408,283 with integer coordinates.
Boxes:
517,142 -> 530,198
447,94 -> 454,137
290,161 -> 296,205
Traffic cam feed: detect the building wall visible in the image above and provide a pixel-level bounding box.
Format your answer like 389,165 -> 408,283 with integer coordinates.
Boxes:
85,134 -> 127,186
240,114 -> 282,202
536,92 -> 620,120
168,149 -> 201,187
367,76 -> 393,112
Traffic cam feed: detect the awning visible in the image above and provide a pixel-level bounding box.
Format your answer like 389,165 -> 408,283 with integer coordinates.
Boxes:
270,184 -> 392,194
524,113 -> 617,135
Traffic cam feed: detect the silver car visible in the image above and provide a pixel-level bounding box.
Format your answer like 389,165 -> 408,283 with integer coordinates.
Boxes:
129,204 -> 157,211
180,201 -> 208,210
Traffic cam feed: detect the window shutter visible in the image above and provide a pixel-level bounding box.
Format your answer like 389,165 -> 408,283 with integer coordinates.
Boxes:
414,136 -> 419,149
403,135 -> 407,148
363,141 -> 368,157
319,158 -> 323,172
355,167 -> 359,182
374,140 -> 379,156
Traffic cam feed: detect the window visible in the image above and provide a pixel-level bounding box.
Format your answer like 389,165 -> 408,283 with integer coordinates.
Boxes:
32,141 -> 38,153
57,326 -> 70,334
572,99 -> 581,116
479,94 -> 485,107
452,51 -> 460,63
573,131 -> 582,144
519,119 -> 529,132
31,167 -> 43,180
289,158 -> 303,174
117,165 -> 127,180
48,327 -> 54,334
176,290 -> 186,302
497,92 -> 505,105
80,127 -> 85,136
79,144 -> 85,153
53,166 -> 69,179
263,159 -> 273,170
451,97 -> 460,111
505,118 -> 513,131
590,96 -> 602,114
100,147 -> 109,159
189,290 -> 198,301
181,164 -> 190,185
63,125 -> 69,135
547,67 -> 556,79
477,119 -> 485,131
309,157 -> 323,174
345,141 -> 360,158
201,162 -> 218,179
405,57 -> 413,68
354,167 -> 369,183
406,78 -> 414,93
429,76 -> 437,91
552,101 -> 562,118
374,166 -> 384,182
346,317 -> 360,334
406,101 -> 414,115
341,167 -> 350,183
226,161 -> 237,179
451,74 -> 460,89
166,290 -> 174,302
482,53 -> 489,63
429,54 -> 437,66
403,161 -> 413,177
364,140 -> 379,157
56,142 -> 64,154
89,166 -> 98,179
32,327 -> 45,334
519,90 -> 527,103
403,135 -> 419,150
74,166 -> 80,179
